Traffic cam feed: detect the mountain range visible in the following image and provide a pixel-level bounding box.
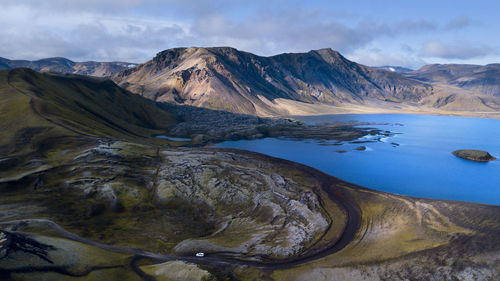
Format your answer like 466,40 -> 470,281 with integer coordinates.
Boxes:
111,47 -> 500,116
112,47 -> 435,115
3,47 -> 500,116
0,57 -> 135,77
405,63 -> 500,97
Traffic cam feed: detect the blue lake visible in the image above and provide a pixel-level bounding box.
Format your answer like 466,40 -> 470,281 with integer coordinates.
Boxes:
214,114 -> 500,205
155,135 -> 192,141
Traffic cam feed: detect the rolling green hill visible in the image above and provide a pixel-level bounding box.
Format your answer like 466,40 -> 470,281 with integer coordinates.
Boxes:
0,68 -> 178,157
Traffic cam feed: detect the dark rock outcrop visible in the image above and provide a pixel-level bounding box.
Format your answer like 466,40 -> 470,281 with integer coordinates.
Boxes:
452,149 -> 496,162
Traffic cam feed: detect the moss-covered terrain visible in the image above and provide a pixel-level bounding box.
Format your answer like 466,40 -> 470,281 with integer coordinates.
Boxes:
1,68 -> 499,280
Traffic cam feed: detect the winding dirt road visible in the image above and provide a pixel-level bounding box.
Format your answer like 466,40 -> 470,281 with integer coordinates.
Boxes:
0,156 -> 361,272
0,149 -> 363,281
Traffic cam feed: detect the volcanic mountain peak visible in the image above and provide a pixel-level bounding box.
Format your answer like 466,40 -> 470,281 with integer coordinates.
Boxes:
309,48 -> 346,62
147,47 -> 348,73
113,47 -> 436,116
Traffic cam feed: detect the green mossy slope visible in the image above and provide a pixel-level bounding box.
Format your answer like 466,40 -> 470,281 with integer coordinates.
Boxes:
0,68 -> 178,157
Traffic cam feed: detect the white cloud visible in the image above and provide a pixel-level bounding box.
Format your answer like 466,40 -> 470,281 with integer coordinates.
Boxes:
347,48 -> 425,69
445,16 -> 472,30
420,41 -> 493,59
0,0 -> 495,66
0,3 -> 190,62
0,0 -> 149,13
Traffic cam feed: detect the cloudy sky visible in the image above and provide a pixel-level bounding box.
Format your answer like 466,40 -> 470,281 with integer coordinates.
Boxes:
1,0 -> 499,68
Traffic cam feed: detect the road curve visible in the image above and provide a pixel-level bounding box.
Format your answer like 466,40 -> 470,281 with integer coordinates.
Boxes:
0,149 -> 362,271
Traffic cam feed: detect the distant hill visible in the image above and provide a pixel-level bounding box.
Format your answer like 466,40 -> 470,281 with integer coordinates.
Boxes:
0,57 -> 136,77
112,47 -> 434,115
406,64 -> 500,97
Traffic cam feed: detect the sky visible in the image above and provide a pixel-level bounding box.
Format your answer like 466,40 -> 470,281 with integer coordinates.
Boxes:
1,0 -> 499,69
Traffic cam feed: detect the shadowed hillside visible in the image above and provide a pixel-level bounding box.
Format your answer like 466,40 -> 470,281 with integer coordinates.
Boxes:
0,68 -> 178,157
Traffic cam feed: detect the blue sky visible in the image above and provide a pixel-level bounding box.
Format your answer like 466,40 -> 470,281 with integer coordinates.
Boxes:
0,0 -> 498,68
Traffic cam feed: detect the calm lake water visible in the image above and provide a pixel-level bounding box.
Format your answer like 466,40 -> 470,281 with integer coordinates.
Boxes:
155,135 -> 192,141
214,114 -> 500,205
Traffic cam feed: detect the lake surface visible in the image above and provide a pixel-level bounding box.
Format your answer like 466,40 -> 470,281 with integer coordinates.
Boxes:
155,135 -> 192,141
214,114 -> 500,205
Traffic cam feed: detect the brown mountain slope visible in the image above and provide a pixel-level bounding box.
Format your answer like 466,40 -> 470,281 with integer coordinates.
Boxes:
0,57 -> 135,77
400,64 -> 500,112
112,47 -> 434,116
406,64 -> 500,97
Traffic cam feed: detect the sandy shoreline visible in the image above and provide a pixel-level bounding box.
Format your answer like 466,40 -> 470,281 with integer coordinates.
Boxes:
263,98 -> 500,119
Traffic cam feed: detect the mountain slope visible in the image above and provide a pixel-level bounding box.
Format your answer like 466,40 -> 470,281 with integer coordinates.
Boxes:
0,57 -> 135,77
112,47 -> 434,115
407,64 -> 500,97
0,68 -> 177,156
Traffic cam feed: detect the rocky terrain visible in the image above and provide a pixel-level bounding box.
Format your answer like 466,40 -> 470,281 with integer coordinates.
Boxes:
1,140 -> 499,280
1,67 -> 500,280
0,140 -> 337,259
159,103 -> 389,144
0,57 -> 135,77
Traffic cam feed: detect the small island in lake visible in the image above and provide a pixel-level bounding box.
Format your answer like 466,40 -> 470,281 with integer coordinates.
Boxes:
452,149 -> 496,162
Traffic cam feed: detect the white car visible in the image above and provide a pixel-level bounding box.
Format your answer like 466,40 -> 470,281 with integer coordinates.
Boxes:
0,233 -> 7,247
195,252 -> 204,257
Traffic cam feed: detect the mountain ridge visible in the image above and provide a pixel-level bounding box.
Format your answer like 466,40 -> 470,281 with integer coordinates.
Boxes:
406,63 -> 500,97
0,57 -> 135,77
5,47 -> 500,117
112,46 -> 435,115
